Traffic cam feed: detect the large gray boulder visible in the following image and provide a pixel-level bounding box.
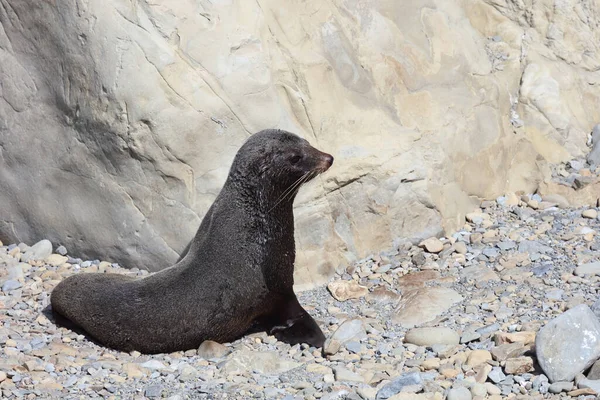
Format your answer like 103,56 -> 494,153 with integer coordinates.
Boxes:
536,305 -> 600,383
1,0 -> 600,287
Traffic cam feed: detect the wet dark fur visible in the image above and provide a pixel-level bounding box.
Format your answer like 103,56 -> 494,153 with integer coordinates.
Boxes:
51,129 -> 333,354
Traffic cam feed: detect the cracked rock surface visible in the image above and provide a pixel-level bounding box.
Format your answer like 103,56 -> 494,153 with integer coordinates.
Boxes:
2,0 -> 600,287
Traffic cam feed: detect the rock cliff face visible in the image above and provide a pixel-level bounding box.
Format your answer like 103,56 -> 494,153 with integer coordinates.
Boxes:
1,0 -> 599,288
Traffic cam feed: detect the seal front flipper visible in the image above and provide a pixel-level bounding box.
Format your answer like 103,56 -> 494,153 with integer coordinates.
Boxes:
272,311 -> 325,348
264,297 -> 325,348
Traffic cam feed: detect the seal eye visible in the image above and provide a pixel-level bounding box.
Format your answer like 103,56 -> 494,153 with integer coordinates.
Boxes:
289,155 -> 302,164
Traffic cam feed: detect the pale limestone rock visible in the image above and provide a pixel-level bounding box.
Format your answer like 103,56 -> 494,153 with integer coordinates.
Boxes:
504,357 -> 534,374
404,327 -> 460,346
466,350 -> 493,367
197,340 -> 229,360
327,281 -> 368,301
583,209 -> 599,219
220,350 -> 301,375
393,288 -> 463,328
1,0 -> 600,287
45,254 -> 68,267
418,237 -> 444,253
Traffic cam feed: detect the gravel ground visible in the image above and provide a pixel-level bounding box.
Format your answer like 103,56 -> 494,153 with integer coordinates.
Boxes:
2,192 -> 600,400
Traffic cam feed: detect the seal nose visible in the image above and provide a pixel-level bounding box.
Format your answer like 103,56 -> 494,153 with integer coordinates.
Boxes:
318,153 -> 334,172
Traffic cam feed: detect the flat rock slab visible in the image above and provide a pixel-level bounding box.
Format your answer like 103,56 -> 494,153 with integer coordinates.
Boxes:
220,350 -> 301,375
397,271 -> 441,290
536,304 -> 600,382
393,288 -> 463,328
459,265 -> 499,283
404,327 -> 460,346
376,371 -> 422,399
575,262 -> 600,276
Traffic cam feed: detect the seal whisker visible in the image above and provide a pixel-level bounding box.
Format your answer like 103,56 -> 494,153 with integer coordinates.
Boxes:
267,171 -> 312,213
279,170 -> 319,207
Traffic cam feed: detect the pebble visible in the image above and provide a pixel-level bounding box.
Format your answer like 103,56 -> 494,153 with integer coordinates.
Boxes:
574,261 -> 600,276
2,279 -> 22,292
466,349 -> 492,367
504,357 -> 534,374
20,239 -> 52,262
583,209 -> 598,219
45,254 -> 68,267
197,340 -> 229,359
2,196 -> 600,399
323,319 -> 367,355
56,245 -> 68,255
548,381 -> 573,393
578,377 -> 600,393
447,387 -> 472,400
145,384 -> 163,398
419,237 -> 444,253
333,367 -> 364,383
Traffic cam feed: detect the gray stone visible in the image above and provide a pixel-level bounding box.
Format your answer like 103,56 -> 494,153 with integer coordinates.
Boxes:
518,240 -> 552,255
56,245 -> 68,256
145,385 -> 163,398
575,262 -> 600,276
344,341 -> 362,354
589,137 -> 600,166
447,387 -> 472,400
536,304 -> 600,382
548,381 -> 572,394
20,240 -> 52,262
324,319 -> 367,355
177,364 -> 198,382
545,289 -> 564,301
375,372 -> 422,399
460,329 -> 481,344
7,265 -> 24,280
497,241 -> 516,251
579,378 -> 600,393
569,159 -> 585,171
475,323 -> 501,335
488,367 -> 507,383
1,280 -> 22,293
587,359 -> 600,380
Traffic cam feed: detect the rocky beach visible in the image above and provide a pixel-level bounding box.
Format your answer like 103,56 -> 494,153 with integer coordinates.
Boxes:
2,189 -> 600,400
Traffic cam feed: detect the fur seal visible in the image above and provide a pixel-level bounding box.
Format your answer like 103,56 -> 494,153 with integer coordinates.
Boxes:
51,129 -> 333,354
